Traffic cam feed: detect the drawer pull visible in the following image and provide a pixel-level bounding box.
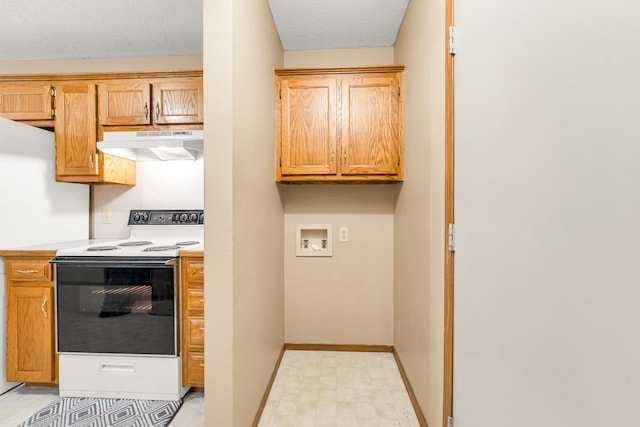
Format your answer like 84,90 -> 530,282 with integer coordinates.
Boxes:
199,327 -> 205,331
199,299 -> 205,302
200,364 -> 205,367
101,362 -> 135,373
41,296 -> 47,317
18,269 -> 39,274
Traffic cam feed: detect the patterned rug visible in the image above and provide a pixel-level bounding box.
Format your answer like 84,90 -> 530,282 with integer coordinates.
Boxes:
18,397 -> 182,427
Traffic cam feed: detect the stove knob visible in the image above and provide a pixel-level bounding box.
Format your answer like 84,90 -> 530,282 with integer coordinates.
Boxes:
180,213 -> 188,222
199,213 -> 204,224
142,213 -> 149,222
133,213 -> 140,221
189,213 -> 198,223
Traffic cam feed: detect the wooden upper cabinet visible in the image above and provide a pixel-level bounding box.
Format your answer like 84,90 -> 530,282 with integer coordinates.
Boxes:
55,84 -> 99,177
341,74 -> 401,176
279,76 -> 337,175
275,66 -> 404,183
0,83 -> 53,121
98,77 -> 203,126
55,83 -> 135,185
99,82 -> 151,125
153,78 -> 203,124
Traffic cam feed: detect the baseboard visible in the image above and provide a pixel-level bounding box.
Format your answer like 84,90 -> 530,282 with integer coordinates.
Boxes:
252,346 -> 286,427
393,349 -> 429,427
283,343 -> 393,352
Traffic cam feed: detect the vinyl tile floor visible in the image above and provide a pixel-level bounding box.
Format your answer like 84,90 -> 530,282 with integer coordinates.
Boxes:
0,384 -> 204,427
0,351 -> 420,427
257,350 -> 421,427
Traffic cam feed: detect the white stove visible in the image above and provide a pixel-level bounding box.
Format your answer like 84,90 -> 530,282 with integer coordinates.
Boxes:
56,210 -> 204,257
53,209 -> 203,401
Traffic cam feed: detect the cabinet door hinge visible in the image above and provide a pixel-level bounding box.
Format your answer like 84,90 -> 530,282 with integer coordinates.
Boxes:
449,26 -> 456,55
279,88 -> 282,99
448,223 -> 455,252
51,88 -> 56,97
397,154 -> 400,166
279,156 -> 282,167
51,108 -> 56,118
398,86 -> 401,96
448,416 -> 454,427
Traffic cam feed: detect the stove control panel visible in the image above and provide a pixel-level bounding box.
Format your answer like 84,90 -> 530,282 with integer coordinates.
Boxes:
128,210 -> 204,225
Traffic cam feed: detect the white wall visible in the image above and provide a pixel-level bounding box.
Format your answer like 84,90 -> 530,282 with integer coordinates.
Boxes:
92,160 -> 204,238
283,48 -> 396,346
453,0 -> 640,426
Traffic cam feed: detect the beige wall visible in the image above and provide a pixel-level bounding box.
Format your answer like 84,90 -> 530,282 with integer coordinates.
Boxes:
283,47 -> 394,68
283,48 -> 396,346
285,186 -> 394,345
204,0 -> 284,425
0,56 -> 202,74
393,0 -> 446,425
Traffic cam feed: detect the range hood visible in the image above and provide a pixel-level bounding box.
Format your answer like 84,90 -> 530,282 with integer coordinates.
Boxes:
97,130 -> 204,161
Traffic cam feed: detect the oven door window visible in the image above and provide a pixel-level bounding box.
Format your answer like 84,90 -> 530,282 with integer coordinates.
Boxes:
56,263 -> 176,356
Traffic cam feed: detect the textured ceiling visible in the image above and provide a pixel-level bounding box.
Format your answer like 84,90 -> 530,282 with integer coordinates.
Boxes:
268,0 -> 409,51
0,0 -> 203,61
0,0 -> 409,61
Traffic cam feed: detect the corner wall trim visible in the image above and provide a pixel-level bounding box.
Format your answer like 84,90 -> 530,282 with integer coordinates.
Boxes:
393,348 -> 429,427
252,346 -> 286,427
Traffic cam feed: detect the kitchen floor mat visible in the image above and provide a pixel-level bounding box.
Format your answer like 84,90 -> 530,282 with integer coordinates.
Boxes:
18,396 -> 182,427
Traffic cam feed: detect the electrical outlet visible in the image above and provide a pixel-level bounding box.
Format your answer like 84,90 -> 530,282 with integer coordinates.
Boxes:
102,210 -> 112,224
339,227 -> 349,242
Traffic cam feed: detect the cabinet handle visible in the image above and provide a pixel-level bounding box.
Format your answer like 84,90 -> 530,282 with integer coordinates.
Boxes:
199,299 -> 205,302
89,150 -> 95,168
331,150 -> 335,165
199,364 -> 205,367
41,296 -> 48,318
144,102 -> 149,120
343,149 -> 347,164
17,269 -> 39,274
199,327 -> 205,330
155,102 -> 160,120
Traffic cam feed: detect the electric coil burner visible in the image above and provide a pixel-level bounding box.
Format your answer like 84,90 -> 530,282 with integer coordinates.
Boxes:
51,210 -> 203,401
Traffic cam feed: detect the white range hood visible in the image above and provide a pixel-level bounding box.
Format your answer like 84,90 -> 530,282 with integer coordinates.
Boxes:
97,130 -> 204,161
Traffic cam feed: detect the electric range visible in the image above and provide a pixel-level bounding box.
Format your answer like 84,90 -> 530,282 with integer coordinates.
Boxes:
52,209 -> 203,401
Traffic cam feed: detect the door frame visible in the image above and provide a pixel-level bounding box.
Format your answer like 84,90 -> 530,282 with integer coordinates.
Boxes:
442,0 -> 455,424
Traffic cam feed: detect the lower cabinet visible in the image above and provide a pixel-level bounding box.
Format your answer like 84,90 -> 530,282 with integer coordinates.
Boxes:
5,256 -> 57,383
181,252 -> 204,387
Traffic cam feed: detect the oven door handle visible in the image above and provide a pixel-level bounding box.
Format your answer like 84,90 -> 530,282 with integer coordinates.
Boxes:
49,257 -> 176,268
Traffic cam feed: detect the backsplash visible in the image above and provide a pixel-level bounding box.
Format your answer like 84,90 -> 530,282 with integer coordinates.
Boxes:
91,159 -> 204,238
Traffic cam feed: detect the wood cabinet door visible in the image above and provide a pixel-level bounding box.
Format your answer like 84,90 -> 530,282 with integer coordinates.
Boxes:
0,83 -> 53,120
99,82 -> 151,125
55,84 -> 99,177
6,286 -> 54,383
152,78 -> 203,124
340,74 -> 403,175
279,76 -> 338,176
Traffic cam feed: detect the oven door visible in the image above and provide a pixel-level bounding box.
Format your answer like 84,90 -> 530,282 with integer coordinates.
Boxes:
52,257 -> 178,356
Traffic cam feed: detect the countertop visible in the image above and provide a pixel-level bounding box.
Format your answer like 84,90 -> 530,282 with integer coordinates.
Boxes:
0,239 -> 112,257
0,240 -> 204,258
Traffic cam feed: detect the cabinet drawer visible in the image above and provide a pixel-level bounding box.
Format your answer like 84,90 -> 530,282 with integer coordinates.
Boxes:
186,289 -> 204,312
184,259 -> 204,285
6,259 -> 52,282
187,317 -> 204,349
185,352 -> 205,387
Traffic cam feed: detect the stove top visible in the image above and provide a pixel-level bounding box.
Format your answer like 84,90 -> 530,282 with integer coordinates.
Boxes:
56,210 -> 204,257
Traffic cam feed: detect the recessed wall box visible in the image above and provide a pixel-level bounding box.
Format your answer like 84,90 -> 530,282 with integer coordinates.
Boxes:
296,224 -> 332,257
